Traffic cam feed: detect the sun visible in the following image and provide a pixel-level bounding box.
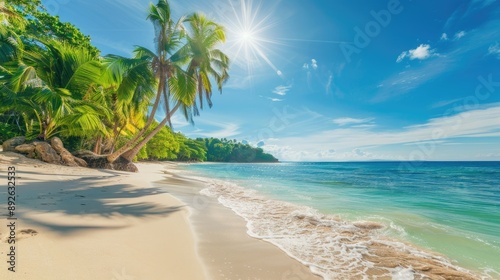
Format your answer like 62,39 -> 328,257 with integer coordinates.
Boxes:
239,30 -> 255,43
215,0 -> 281,74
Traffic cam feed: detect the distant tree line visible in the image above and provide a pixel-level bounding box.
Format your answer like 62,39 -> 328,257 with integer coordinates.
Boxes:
135,124 -> 278,163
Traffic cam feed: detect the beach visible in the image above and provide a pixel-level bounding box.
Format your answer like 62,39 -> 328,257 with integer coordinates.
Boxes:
0,152 -> 319,280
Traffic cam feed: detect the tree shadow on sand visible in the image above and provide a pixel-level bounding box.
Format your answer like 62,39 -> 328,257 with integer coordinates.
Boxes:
0,166 -> 183,235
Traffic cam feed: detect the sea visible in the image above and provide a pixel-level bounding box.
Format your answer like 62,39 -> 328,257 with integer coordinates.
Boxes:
184,161 -> 500,279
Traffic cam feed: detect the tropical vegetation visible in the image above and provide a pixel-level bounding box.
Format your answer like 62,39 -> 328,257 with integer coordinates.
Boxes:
0,0 -> 278,165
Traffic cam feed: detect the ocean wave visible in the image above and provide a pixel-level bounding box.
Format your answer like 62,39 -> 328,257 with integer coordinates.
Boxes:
199,177 -> 483,280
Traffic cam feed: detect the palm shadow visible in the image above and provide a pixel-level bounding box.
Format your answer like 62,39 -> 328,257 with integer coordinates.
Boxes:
1,167 -> 182,235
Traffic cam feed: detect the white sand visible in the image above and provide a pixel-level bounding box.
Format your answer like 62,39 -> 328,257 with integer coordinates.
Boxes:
0,152 -> 320,280
0,152 -> 205,280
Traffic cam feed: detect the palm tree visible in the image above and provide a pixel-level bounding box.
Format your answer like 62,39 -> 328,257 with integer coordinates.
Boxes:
0,1 -> 25,63
98,54 -> 156,154
118,12 -> 230,163
183,12 -> 230,113
106,0 -> 186,163
0,40 -> 107,140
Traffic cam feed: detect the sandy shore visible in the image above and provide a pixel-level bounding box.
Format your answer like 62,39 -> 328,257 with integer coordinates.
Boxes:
0,152 -> 319,279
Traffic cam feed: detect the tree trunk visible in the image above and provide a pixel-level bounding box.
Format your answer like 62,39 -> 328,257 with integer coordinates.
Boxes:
121,102 -> 181,162
106,77 -> 166,163
93,135 -> 102,154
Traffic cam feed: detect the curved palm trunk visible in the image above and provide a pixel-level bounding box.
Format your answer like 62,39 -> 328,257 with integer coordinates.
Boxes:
121,101 -> 181,162
106,77 -> 165,162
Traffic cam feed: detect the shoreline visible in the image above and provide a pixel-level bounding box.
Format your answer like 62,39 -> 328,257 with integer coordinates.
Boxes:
0,153 -> 494,279
0,153 -> 319,279
0,152 -> 206,279
177,163 -> 490,280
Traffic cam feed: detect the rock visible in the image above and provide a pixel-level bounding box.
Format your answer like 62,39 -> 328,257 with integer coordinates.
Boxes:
15,144 -> 35,158
75,151 -> 138,172
2,136 -> 26,152
75,151 -> 110,169
50,137 -> 87,167
34,142 -> 61,164
73,157 -> 88,167
111,156 -> 139,172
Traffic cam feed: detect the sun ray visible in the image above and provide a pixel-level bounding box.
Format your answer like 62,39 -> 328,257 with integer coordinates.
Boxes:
214,0 -> 283,77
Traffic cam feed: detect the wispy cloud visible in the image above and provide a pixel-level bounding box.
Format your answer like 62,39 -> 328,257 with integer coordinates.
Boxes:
396,44 -> 436,63
440,33 -> 449,41
264,105 -> 500,161
273,85 -> 292,96
376,18 -> 500,101
188,121 -> 241,138
488,42 -> 500,58
326,74 -> 333,94
454,30 -> 466,40
333,117 -> 374,126
268,97 -> 283,102
429,98 -> 464,109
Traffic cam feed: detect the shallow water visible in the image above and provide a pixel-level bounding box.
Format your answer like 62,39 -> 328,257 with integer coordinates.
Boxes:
185,161 -> 500,279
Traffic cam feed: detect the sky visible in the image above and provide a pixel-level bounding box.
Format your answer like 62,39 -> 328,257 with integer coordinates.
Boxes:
43,0 -> 500,161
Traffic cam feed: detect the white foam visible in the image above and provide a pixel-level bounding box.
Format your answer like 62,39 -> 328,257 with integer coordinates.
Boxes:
392,266 -> 415,280
198,177 -> 480,280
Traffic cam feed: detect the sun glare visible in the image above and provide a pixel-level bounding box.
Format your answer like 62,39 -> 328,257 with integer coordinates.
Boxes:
239,30 -> 255,43
215,0 -> 281,75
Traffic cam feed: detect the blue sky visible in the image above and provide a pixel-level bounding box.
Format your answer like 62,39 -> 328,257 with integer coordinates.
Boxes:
44,0 -> 500,161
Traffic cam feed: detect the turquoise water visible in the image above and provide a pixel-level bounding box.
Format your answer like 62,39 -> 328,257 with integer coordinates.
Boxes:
186,161 -> 500,278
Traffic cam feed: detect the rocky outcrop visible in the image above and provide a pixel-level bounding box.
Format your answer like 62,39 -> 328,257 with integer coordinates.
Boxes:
33,142 -> 62,164
2,136 -> 26,152
50,137 -> 87,167
14,144 -> 36,158
3,136 -> 137,172
75,151 -> 138,172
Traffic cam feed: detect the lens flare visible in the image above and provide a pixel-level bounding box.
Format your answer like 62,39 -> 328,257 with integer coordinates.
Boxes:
215,0 -> 282,76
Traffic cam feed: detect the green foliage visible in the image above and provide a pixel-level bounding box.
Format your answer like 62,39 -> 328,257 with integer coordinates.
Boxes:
4,0 -> 99,57
136,129 -> 277,163
0,122 -> 20,143
204,138 -> 278,163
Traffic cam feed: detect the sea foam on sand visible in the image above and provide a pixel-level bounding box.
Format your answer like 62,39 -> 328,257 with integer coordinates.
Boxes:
199,177 -> 481,280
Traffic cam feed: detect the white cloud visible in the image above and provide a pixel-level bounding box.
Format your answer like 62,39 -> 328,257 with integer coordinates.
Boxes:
332,117 -> 374,126
273,85 -> 291,96
397,44 -> 436,63
264,105 -> 500,161
191,122 -> 241,138
454,31 -> 466,40
409,44 -> 434,60
379,18 -> 498,101
311,59 -> 318,70
488,43 -> 500,58
303,59 -> 318,70
440,33 -> 449,41
268,97 -> 283,102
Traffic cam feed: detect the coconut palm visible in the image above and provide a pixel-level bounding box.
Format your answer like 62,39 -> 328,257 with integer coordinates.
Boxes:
98,54 -> 156,154
183,12 -> 230,113
0,1 -> 25,63
106,0 -> 187,163
118,13 -> 230,163
0,40 -> 107,140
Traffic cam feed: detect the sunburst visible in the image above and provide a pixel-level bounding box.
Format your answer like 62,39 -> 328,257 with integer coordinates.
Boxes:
215,0 -> 282,77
